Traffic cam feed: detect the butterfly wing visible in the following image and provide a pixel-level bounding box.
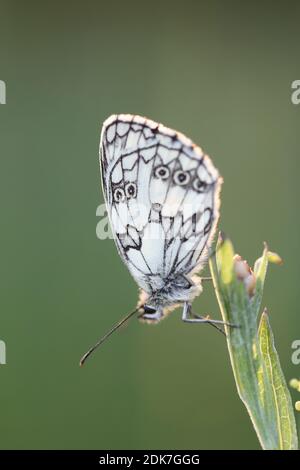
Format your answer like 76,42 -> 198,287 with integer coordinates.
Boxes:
99,114 -> 222,294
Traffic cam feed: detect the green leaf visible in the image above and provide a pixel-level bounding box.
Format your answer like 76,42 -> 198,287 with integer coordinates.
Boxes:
252,245 -> 269,321
258,311 -> 298,450
253,246 -> 283,321
218,236 -> 234,285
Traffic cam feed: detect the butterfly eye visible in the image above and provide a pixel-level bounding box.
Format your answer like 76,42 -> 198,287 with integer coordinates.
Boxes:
173,170 -> 190,186
154,165 -> 170,180
125,182 -> 137,199
143,305 -> 156,314
193,178 -> 208,193
113,187 -> 125,202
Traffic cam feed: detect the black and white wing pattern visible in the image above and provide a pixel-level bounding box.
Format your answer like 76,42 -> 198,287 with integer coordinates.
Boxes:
99,114 -> 222,294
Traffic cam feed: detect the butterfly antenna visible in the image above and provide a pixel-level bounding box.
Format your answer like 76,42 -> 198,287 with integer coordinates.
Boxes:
79,307 -> 139,366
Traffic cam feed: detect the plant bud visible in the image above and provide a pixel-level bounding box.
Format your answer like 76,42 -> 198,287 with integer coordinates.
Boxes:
233,255 -> 256,297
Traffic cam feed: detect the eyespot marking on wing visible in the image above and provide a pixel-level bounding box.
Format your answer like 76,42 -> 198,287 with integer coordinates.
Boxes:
125,182 -> 137,199
173,170 -> 190,186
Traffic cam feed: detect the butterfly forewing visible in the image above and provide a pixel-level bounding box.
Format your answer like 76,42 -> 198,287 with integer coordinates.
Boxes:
100,114 -> 222,294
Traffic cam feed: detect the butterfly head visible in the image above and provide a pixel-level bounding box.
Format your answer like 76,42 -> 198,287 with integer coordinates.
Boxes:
138,294 -> 185,324
139,304 -> 163,323
138,275 -> 203,323
143,305 -> 157,315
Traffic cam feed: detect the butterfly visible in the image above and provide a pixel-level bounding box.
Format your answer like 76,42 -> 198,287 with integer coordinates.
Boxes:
80,114 -> 230,365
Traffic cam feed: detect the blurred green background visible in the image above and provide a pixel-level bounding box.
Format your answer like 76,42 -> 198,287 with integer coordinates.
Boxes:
0,0 -> 299,450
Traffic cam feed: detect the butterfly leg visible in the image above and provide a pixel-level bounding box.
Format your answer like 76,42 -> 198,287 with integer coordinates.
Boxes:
182,302 -> 238,334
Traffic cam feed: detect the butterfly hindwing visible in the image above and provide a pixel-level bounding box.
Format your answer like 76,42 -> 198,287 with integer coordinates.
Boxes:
100,114 -> 222,294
